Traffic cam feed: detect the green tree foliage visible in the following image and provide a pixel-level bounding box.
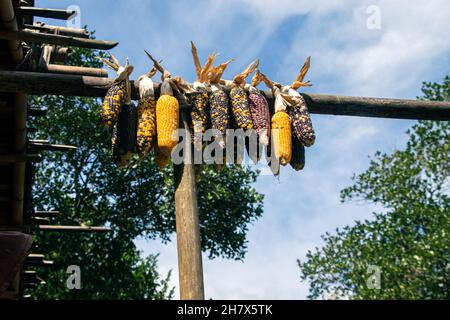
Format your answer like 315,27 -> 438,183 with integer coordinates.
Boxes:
27,46 -> 263,299
298,77 -> 450,299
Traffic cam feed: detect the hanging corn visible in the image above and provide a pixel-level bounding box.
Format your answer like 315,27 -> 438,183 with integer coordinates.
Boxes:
102,81 -> 127,128
229,60 -> 259,130
111,101 -> 137,168
145,51 -> 180,158
136,65 -> 158,160
206,57 -> 234,144
290,134 -> 305,171
248,70 -> 271,146
271,104 -> 292,166
259,71 -> 291,167
99,53 -> 134,128
287,56 -> 316,147
189,42 -> 211,148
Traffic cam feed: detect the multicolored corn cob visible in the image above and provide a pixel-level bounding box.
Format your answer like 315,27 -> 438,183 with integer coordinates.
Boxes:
248,90 -> 271,146
111,101 -> 137,168
102,80 -> 127,128
290,135 -> 305,171
156,81 -> 180,157
230,86 -> 253,130
271,111 -> 292,165
288,93 -> 316,147
136,96 -> 157,159
189,86 -> 210,146
209,87 -> 229,135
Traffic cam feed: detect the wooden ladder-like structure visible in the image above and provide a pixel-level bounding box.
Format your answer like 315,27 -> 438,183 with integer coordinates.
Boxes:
0,0 -> 115,299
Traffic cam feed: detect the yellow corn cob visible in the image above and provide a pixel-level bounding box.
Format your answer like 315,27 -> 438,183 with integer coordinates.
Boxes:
230,86 -> 253,130
136,97 -> 157,159
156,81 -> 179,157
102,80 -> 127,128
271,111 -> 292,165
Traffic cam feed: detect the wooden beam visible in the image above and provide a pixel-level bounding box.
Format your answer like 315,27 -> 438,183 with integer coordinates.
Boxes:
28,142 -> 77,152
173,107 -> 205,300
0,71 -> 127,98
44,64 -> 108,78
27,107 -> 47,117
36,225 -> 111,233
33,211 -> 61,218
0,225 -> 111,233
0,30 -> 118,50
16,7 -> 77,20
24,24 -> 90,38
0,71 -> 449,121
299,93 -> 450,121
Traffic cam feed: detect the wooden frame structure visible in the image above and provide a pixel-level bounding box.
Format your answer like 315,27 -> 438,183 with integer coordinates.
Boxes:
0,0 -> 449,301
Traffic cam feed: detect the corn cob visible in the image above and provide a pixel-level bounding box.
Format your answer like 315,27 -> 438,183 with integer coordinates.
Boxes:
271,111 -> 292,165
156,80 -> 179,157
111,101 -> 137,168
136,70 -> 158,160
136,96 -> 157,159
288,93 -> 316,147
230,86 -> 253,130
288,56 -> 315,147
290,135 -> 305,171
189,86 -> 209,146
248,90 -> 271,146
209,87 -> 229,135
102,80 -> 127,128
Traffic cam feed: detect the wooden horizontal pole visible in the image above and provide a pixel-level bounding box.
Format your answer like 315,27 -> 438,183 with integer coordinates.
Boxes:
27,217 -> 50,225
16,7 -> 77,20
33,211 -> 61,218
28,107 -> 47,117
29,142 -> 77,152
44,64 -> 108,78
36,225 -> 111,233
0,30 -> 118,50
25,259 -> 54,267
0,71 -> 449,121
26,254 -> 45,262
24,23 -> 90,38
0,225 -> 111,233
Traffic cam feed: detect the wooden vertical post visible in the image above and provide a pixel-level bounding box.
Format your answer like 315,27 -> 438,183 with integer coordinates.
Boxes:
173,110 -> 205,300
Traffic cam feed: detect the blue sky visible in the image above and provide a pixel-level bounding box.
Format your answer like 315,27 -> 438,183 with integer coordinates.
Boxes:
37,0 -> 450,299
